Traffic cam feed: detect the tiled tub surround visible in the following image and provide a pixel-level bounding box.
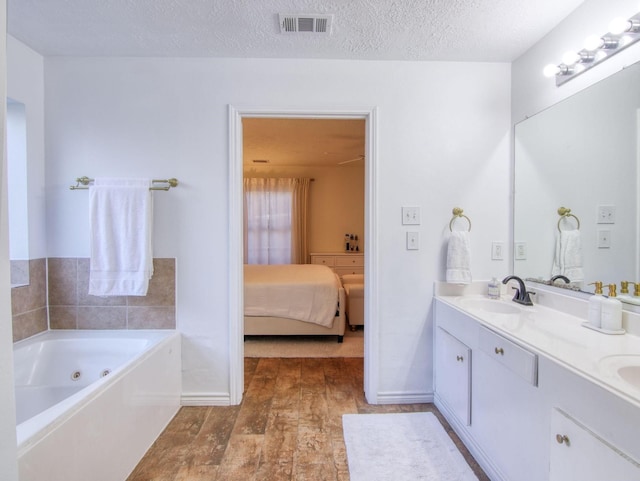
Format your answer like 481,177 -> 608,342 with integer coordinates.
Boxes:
48,257 -> 176,330
11,258 -> 47,342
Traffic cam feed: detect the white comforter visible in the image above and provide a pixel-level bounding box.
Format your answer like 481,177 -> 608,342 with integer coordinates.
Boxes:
244,264 -> 340,327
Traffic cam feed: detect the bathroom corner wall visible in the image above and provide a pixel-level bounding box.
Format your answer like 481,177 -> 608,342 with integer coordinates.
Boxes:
48,257 -> 176,330
11,258 -> 47,342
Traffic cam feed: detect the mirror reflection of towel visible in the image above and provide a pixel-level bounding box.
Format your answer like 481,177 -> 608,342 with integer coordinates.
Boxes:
446,231 -> 472,284
551,230 -> 584,283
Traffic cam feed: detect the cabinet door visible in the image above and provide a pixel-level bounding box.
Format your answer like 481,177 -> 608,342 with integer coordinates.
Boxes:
473,344 -> 545,481
435,327 -> 471,426
550,408 -> 640,480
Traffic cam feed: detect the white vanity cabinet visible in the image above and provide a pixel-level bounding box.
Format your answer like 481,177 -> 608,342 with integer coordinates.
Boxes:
549,408 -> 640,481
434,326 -> 471,426
434,297 -> 640,481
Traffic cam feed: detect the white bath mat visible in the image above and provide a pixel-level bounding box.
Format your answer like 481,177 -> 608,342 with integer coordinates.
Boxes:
343,412 -> 478,481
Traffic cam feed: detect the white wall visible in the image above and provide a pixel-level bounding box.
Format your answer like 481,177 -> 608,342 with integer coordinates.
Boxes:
0,1 -> 20,478
37,56 -> 511,402
512,0 -> 640,121
6,36 -> 46,260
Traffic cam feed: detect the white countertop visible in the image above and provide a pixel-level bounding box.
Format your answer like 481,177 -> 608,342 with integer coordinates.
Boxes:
436,285 -> 640,409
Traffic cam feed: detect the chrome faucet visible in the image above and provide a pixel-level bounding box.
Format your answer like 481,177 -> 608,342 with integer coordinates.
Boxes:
550,274 -> 570,284
502,275 -> 534,306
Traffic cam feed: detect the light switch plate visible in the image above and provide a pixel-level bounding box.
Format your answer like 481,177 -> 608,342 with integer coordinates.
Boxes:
491,242 -> 505,260
515,242 -> 527,260
407,232 -> 419,250
597,205 -> 615,224
402,206 -> 421,225
597,229 -> 611,248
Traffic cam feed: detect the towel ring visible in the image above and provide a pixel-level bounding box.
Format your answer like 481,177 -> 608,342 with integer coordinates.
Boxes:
449,207 -> 471,232
557,207 -> 580,232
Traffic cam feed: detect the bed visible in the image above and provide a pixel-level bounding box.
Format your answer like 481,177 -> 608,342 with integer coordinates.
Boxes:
244,264 -> 346,342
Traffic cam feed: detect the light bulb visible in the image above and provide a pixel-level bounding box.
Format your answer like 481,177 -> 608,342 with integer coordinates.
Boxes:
543,64 -> 560,77
594,50 -> 608,62
609,17 -> 631,34
584,35 -> 604,51
562,51 -> 581,65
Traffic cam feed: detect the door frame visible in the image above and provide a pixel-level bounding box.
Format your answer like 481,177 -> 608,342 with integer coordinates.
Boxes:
228,105 -> 380,404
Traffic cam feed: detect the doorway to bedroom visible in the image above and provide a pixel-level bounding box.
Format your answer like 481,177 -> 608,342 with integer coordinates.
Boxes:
228,107 -> 378,404
242,117 -> 365,356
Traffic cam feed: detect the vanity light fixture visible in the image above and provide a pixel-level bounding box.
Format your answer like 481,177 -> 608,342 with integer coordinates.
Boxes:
544,11 -> 640,86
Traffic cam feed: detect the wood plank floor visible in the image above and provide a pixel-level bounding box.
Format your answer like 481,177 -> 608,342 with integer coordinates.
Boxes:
127,357 -> 489,481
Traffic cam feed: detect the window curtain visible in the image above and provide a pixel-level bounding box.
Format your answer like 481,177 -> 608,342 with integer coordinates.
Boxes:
243,177 -> 310,264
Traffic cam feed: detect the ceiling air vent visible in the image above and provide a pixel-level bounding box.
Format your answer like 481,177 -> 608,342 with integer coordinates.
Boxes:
279,14 -> 333,35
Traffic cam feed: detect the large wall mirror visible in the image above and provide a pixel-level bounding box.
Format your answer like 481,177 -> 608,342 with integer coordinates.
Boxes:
514,61 -> 640,300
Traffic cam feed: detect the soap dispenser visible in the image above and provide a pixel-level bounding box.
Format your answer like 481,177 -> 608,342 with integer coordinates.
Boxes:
487,277 -> 500,299
587,281 -> 604,328
621,281 -> 640,306
601,283 -> 623,332
619,281 -> 632,302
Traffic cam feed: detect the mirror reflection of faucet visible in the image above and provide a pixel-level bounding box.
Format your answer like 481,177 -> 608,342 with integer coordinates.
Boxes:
618,281 -> 640,305
550,274 -> 570,284
502,275 -> 535,306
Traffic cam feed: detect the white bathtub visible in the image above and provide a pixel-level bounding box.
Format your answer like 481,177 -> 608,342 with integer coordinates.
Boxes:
15,329 -> 181,481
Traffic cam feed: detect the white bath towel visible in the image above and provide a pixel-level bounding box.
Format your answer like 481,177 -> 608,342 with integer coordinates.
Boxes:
89,178 -> 154,296
551,229 -> 584,283
446,230 -> 472,284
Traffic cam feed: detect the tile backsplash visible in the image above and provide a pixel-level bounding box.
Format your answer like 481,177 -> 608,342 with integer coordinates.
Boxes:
11,257 -> 176,342
11,258 -> 47,342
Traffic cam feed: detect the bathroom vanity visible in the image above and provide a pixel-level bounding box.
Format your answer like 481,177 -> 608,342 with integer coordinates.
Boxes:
434,282 -> 640,481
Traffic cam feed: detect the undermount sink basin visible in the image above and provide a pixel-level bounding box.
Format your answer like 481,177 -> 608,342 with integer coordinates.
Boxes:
598,355 -> 640,390
619,366 -> 640,388
458,298 -> 522,315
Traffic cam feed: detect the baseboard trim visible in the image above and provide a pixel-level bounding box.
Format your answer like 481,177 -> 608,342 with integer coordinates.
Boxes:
375,390 -> 434,404
181,392 -> 231,406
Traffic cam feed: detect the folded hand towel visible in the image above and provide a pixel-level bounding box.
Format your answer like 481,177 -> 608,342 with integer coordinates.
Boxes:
446,230 -> 472,284
89,178 -> 154,296
551,229 -> 584,283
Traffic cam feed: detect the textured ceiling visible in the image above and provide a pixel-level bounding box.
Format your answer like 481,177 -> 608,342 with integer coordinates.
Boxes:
243,118 -> 365,168
8,0 -> 584,61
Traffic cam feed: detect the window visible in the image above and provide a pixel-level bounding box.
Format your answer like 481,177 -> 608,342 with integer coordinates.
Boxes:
243,178 -> 310,264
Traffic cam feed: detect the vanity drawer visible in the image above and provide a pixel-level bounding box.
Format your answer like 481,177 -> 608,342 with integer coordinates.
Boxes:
479,326 -> 538,386
311,256 -> 335,267
335,256 -> 364,267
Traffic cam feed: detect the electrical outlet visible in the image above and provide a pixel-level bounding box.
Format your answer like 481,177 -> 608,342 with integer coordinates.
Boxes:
407,232 -> 419,250
491,242 -> 505,260
515,242 -> 527,260
402,206 -> 421,225
597,205 -> 616,224
597,229 -> 611,248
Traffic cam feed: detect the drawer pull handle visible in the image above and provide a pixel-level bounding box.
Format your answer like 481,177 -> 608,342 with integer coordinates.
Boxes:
456,355 -> 464,362
555,434 -> 570,446
494,347 -> 504,355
